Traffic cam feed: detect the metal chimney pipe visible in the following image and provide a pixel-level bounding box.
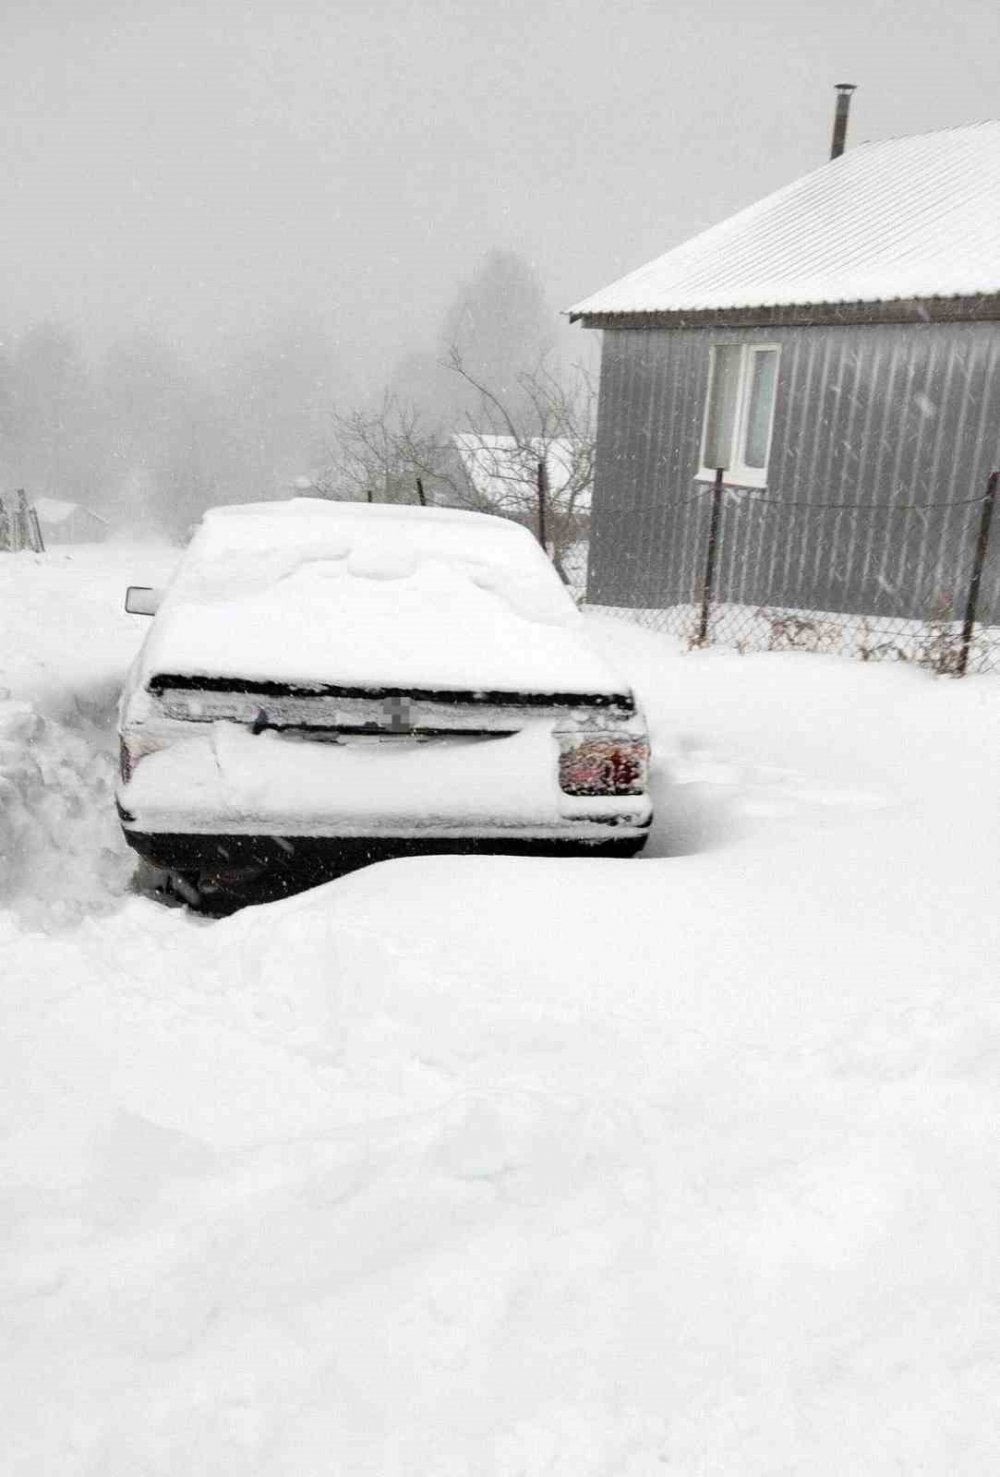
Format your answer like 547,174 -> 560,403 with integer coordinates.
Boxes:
830,83 -> 857,160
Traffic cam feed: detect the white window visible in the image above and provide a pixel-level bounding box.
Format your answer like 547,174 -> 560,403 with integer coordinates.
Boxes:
698,343 -> 780,487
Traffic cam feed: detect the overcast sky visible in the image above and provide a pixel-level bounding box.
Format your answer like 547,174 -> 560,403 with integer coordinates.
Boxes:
2,0 -> 997,387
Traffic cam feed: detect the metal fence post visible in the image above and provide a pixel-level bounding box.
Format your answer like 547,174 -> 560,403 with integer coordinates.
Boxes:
536,457 -> 549,553
956,469 -> 998,677
696,468 -> 725,646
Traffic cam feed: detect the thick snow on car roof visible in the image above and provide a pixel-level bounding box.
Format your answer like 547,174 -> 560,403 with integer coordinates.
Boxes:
141,500 -> 625,696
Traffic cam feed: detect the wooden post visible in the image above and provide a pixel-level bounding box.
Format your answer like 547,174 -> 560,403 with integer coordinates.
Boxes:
14,489 -> 29,552
28,505 -> 45,553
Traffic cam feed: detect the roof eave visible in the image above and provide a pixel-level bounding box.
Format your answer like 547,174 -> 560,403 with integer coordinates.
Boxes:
569,292 -> 1000,330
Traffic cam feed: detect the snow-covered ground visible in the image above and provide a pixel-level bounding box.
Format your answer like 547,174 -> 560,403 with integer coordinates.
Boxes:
3,543 -> 1000,1473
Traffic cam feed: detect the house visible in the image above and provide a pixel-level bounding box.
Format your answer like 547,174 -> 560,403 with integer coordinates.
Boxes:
452,434 -> 586,515
452,433 -> 590,588
32,498 -> 109,546
568,112 -> 1000,654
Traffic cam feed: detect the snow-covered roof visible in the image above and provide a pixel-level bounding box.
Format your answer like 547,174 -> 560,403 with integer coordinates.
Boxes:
453,435 -> 588,512
569,122 -> 1000,319
32,498 -> 108,526
140,499 -> 622,696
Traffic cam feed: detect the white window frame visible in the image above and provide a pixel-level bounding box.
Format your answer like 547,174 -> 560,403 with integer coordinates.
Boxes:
696,342 -> 780,488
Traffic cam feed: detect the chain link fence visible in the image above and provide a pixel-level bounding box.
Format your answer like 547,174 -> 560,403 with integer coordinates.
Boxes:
588,471 -> 1000,676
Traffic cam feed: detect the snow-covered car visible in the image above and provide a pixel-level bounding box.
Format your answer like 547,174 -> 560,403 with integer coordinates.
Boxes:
117,500 -> 651,901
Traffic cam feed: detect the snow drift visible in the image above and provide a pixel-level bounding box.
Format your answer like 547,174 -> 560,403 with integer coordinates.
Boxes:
3,542 -> 1000,1473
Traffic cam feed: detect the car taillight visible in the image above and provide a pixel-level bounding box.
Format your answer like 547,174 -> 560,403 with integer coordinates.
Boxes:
119,735 -> 164,783
557,733 -> 649,796
119,737 -> 136,783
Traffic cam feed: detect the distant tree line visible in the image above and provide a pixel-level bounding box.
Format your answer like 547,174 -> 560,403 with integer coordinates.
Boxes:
0,250 -> 596,565
0,314 -> 341,539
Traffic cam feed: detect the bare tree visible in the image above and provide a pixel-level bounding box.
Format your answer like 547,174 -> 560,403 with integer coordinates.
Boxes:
315,392 -> 463,507
445,348 -> 596,581
316,354 -> 597,586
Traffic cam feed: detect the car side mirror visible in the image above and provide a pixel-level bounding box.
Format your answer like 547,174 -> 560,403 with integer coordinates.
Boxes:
125,586 -> 162,616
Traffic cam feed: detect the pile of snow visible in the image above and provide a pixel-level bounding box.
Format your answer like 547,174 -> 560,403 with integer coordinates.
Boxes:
141,500 -> 619,694
3,540 -> 1000,1472
0,542 -> 177,716
0,699 -> 134,926
0,543 -> 176,923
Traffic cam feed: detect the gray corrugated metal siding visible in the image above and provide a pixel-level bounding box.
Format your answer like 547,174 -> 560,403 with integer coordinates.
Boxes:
588,322 -> 1000,626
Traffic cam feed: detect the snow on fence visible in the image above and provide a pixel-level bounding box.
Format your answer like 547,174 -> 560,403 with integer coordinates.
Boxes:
590,600 -> 1000,676
590,469 -> 1000,677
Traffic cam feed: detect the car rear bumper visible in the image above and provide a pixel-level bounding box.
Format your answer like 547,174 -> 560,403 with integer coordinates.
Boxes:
117,717 -> 652,897
123,823 -> 650,867
121,819 -> 650,898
